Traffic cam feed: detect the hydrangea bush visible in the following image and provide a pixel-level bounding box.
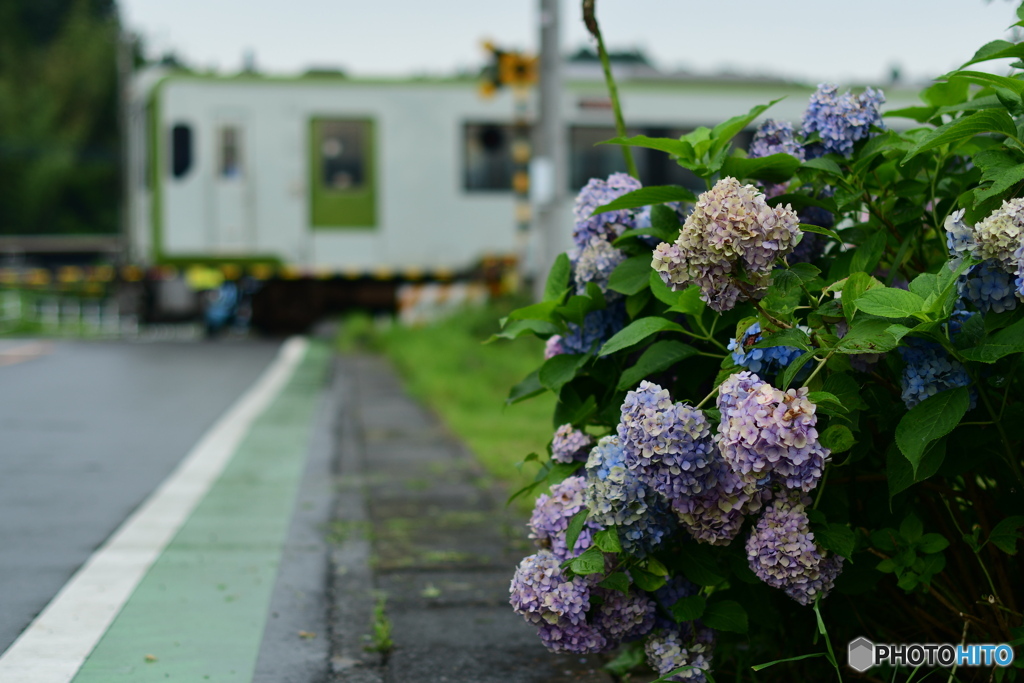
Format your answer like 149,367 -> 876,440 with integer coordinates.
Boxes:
498,11 -> 1024,682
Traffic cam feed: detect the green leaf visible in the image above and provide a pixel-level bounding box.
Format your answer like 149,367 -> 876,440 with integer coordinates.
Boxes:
556,282 -> 607,327
678,545 -> 725,586
670,595 -> 707,622
975,163 -> 1024,203
837,318 -> 902,354
626,289 -> 651,319
961,315 -> 1024,362
507,370 -> 545,404
598,316 -> 684,356
801,157 -> 844,176
507,299 -> 561,323
702,601 -> 748,633
921,77 -> 969,106
789,262 -> 822,283
752,327 -> 812,352
630,568 -> 667,592
710,98 -> 783,156
916,533 -> 949,554
720,153 -> 801,183
900,514 -> 924,544
903,108 -> 1019,163
887,439 -> 946,500
617,340 -> 698,391
816,523 -> 856,560
947,70 -> 1024,95
564,509 -> 589,553
594,528 -> 622,553
855,287 -> 925,319
895,387 -> 970,476
841,272 -> 884,322
988,516 -> 1024,555
569,546 -> 605,575
592,185 -> 697,215
538,353 -> 587,392
598,134 -> 692,158
752,653 -> 828,672
609,255 -> 655,296
544,252 -> 571,301
778,350 -> 816,390
819,425 -> 855,452
668,285 -> 705,315
822,373 -> 868,410
962,40 -> 1024,68
800,223 -> 843,243
487,318 -> 560,342
850,231 -> 887,276
597,572 -> 630,594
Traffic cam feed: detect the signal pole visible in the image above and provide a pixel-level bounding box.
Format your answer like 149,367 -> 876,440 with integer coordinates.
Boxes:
532,0 -> 565,301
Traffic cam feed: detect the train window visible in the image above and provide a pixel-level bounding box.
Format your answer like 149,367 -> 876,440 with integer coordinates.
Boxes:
310,118 -> 376,227
218,126 -> 243,179
171,123 -> 193,179
464,123 -> 518,191
320,120 -> 367,190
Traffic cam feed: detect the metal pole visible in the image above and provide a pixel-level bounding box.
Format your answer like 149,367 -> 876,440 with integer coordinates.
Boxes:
532,0 -> 565,301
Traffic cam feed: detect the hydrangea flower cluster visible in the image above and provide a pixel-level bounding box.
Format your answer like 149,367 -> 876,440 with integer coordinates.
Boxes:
560,303 -> 626,355
958,260 -> 1018,314
572,172 -> 643,249
716,372 -> 829,492
528,475 -> 603,561
972,197 -> 1024,269
509,551 -> 657,655
572,235 -> 627,295
801,83 -> 885,157
583,435 -> 675,556
617,381 -> 717,500
746,495 -> 844,605
551,424 -> 593,464
727,322 -> 803,375
749,119 -> 806,161
671,458 -> 768,546
898,340 -> 972,409
652,177 -> 801,312
645,624 -> 716,683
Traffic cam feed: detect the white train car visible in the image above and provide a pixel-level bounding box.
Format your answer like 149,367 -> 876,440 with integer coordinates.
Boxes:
125,65 -> 917,328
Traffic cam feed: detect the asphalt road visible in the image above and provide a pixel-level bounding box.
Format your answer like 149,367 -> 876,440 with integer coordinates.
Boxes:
0,338 -> 282,654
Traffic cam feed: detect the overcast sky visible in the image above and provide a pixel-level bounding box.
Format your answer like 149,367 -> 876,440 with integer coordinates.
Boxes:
119,0 -> 1021,85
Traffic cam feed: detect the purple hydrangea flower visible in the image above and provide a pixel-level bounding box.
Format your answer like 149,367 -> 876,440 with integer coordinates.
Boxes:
1016,242 -> 1024,301
750,119 -> 806,161
945,209 -> 975,270
898,340 -> 972,410
652,177 -> 801,312
801,84 -> 885,157
552,424 -> 593,464
716,373 -> 829,492
536,619 -> 607,654
561,302 -> 626,355
572,236 -> 627,295
958,260 -> 1019,314
584,435 -> 676,557
590,586 -> 657,643
746,495 -> 844,605
617,382 -> 718,501
644,625 -> 716,682
728,322 -> 803,376
544,335 -> 565,359
672,458 -> 770,546
528,475 -> 603,561
573,173 -> 643,249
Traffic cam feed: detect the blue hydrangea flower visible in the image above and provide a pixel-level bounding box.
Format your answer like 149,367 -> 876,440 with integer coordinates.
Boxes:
1016,242 -> 1024,301
544,335 -> 565,359
749,119 -> 806,161
551,424 -> 593,464
644,624 -> 716,682
958,260 -> 1018,314
561,302 -> 626,355
572,236 -> 627,295
584,435 -> 676,557
746,495 -> 844,605
898,339 -> 972,409
528,475 -> 603,561
617,382 -> 718,501
802,84 -> 885,157
728,322 -> 803,375
573,173 -> 643,249
716,373 -> 829,492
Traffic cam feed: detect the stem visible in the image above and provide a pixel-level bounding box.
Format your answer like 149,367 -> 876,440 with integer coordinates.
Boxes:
802,350 -> 835,389
694,315 -> 729,352
696,385 -> 720,410
812,464 -> 830,509
582,0 -> 638,179
941,496 -> 1003,605
946,620 -> 969,683
694,350 -> 726,359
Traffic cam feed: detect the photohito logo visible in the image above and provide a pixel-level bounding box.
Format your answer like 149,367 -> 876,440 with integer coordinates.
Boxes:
848,638 -> 1015,671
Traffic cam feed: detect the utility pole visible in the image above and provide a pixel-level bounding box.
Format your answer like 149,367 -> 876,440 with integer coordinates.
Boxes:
532,0 -> 565,301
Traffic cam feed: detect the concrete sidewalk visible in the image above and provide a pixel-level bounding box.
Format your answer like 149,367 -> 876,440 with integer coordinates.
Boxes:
328,354 -> 612,683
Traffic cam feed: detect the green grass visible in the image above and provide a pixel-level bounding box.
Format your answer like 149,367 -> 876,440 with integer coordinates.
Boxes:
336,302 -> 554,500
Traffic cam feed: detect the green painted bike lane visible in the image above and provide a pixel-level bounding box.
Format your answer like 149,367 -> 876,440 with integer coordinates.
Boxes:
72,341 -> 330,682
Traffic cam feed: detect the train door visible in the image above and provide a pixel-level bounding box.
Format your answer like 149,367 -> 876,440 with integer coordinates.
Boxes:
212,113 -> 253,250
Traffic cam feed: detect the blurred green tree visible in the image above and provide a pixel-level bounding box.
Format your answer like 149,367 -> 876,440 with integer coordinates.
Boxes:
0,0 -> 121,235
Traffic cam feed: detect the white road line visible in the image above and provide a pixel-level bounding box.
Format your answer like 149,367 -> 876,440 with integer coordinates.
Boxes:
0,336 -> 309,683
